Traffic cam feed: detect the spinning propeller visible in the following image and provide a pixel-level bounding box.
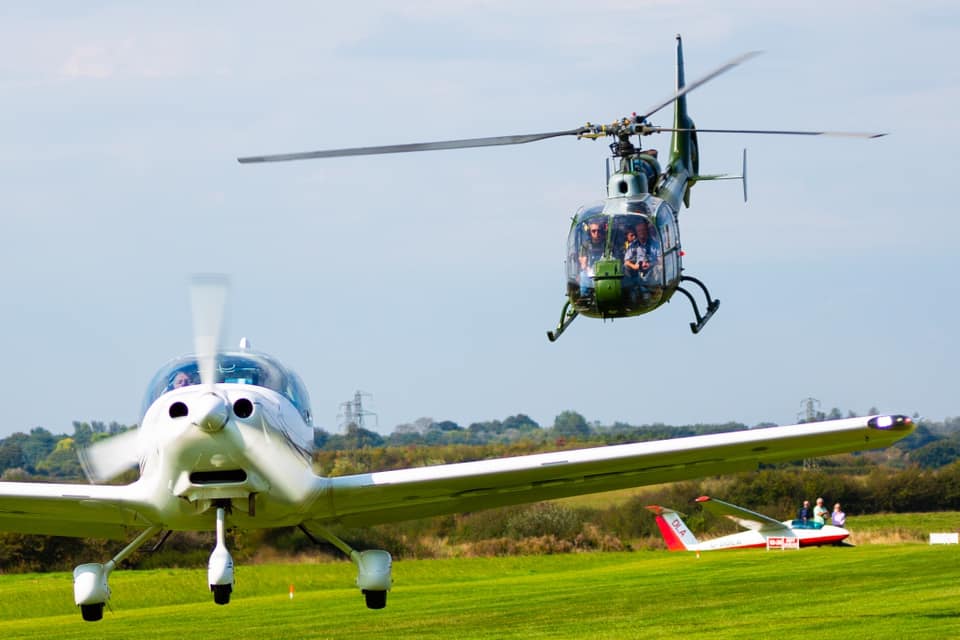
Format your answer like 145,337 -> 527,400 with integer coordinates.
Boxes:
79,275 -> 230,483
190,274 -> 230,388
237,50 -> 883,165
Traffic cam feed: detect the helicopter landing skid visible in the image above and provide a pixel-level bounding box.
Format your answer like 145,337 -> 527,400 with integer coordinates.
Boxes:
676,275 -> 720,334
547,301 -> 579,342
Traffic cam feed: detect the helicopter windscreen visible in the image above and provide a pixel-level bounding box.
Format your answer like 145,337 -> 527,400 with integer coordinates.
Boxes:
566,199 -> 665,314
142,351 -> 313,424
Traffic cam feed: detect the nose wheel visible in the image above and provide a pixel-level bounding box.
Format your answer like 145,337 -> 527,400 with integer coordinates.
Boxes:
212,584 -> 232,605
208,505 -> 235,605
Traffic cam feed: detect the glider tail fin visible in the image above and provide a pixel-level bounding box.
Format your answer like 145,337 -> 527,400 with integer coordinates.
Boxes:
646,505 -> 700,551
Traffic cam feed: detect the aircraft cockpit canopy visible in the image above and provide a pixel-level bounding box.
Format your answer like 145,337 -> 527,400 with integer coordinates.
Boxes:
142,351 -> 312,424
565,195 -> 679,316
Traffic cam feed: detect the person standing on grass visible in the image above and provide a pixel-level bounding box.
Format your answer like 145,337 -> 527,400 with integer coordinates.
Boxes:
832,503 -> 846,527
813,497 -> 828,525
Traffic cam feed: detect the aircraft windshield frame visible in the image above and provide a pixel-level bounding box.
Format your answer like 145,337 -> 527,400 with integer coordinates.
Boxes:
566,196 -> 665,287
142,351 -> 312,424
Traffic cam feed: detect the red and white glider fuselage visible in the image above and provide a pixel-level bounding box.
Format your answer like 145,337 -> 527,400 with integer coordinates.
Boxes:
647,496 -> 849,551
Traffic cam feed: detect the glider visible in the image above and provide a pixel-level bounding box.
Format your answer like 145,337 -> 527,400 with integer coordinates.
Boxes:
647,495 -> 850,551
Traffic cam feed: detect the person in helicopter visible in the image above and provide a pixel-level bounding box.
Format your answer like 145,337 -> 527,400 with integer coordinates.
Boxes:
622,219 -> 662,305
623,228 -> 645,280
578,220 -> 606,297
623,226 -> 647,305
633,219 -> 661,283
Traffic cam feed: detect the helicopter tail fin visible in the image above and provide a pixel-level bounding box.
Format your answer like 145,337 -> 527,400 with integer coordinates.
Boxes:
669,35 -> 698,206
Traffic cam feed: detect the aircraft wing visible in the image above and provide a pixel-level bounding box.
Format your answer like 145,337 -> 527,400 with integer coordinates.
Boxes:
0,480 -> 156,539
695,495 -> 790,533
312,415 -> 912,527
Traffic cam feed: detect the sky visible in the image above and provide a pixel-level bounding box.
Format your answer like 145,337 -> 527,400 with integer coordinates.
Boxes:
0,1 -> 957,438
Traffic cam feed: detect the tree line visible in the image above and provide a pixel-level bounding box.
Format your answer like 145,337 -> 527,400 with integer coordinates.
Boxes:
2,412 -> 960,482
4,460 -> 960,572
1,410 -> 960,572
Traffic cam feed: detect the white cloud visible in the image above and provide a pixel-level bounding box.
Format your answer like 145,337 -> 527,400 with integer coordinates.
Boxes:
0,0 -> 958,435
61,41 -> 122,79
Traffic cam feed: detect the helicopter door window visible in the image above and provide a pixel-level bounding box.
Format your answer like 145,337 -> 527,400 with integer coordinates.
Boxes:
575,216 -> 607,298
615,214 -> 658,285
655,205 -> 679,284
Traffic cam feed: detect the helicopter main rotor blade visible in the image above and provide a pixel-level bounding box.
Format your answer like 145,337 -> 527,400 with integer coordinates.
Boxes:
636,50 -> 762,122
645,126 -> 887,139
237,128 -> 587,164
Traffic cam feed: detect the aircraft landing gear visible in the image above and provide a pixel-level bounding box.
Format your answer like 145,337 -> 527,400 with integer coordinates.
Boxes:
363,588 -> 388,609
73,525 -> 162,621
676,275 -> 719,334
79,602 -> 104,622
300,524 -> 392,609
547,301 -> 579,342
208,505 -> 235,605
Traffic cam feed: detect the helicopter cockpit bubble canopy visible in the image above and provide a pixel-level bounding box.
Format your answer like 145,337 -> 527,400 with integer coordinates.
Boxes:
565,195 -> 679,318
142,350 -> 313,424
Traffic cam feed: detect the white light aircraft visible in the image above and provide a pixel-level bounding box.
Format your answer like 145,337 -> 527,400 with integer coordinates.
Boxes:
647,495 -> 850,551
0,279 -> 912,621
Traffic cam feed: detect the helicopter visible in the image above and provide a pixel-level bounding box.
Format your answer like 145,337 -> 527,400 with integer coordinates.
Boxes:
237,35 -> 884,341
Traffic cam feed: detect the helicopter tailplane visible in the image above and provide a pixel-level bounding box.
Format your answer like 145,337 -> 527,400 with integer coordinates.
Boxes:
690,148 -> 748,203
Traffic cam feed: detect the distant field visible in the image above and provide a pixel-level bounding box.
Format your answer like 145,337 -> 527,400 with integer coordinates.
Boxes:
846,511 -> 960,532
557,485 -> 659,509
1,544 -> 958,639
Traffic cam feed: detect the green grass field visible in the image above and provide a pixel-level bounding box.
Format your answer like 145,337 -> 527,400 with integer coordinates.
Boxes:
1,543 -> 958,639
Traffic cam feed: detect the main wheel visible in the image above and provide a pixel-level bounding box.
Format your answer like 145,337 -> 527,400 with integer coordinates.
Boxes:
363,589 -> 387,609
80,603 -> 104,622
212,584 -> 232,605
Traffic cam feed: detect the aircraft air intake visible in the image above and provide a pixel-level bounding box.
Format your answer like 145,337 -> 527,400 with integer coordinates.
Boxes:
233,398 -> 254,419
169,402 -> 188,418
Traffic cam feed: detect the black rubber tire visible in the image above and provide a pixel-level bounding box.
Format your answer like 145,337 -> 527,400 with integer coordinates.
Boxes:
363,589 -> 387,609
80,603 -> 104,621
212,584 -> 232,605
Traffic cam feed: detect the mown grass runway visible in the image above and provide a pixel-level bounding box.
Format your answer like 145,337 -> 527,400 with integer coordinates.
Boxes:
1,544 -> 958,639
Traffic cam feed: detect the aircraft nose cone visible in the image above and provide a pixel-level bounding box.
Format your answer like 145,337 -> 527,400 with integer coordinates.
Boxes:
191,392 -> 229,433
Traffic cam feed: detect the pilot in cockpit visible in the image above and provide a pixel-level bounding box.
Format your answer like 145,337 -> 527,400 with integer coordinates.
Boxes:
170,371 -> 196,390
578,221 -> 606,297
